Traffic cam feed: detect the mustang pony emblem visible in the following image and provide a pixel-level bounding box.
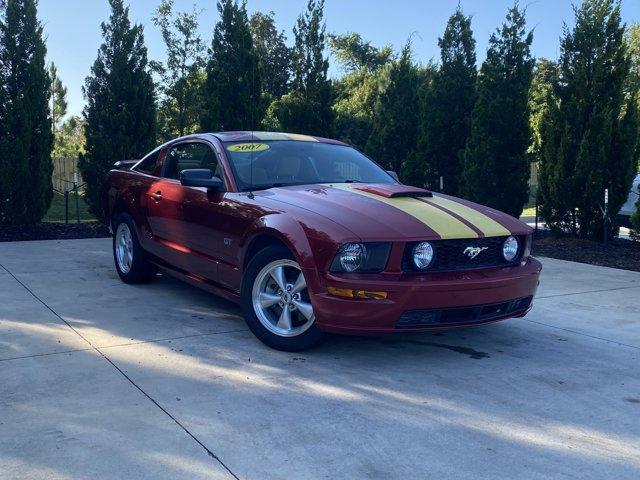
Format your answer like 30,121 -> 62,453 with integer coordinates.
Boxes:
464,246 -> 489,259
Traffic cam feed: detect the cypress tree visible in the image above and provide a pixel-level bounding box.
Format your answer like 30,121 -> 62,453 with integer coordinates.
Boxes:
265,0 -> 333,136
408,7 -> 476,193
366,43 -> 421,176
538,0 -> 638,238
200,0 -> 261,132
0,0 -> 53,225
79,0 -> 156,219
48,62 -> 68,137
0,0 -> 6,213
461,4 -> 534,218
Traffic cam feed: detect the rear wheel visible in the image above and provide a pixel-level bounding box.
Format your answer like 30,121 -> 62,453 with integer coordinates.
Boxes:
241,246 -> 326,351
112,213 -> 158,284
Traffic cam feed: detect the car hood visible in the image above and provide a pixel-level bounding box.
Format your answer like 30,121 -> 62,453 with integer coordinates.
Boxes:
258,183 -> 532,241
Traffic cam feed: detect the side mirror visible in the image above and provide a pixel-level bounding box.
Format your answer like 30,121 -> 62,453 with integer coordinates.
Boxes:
180,169 -> 224,190
387,170 -> 400,182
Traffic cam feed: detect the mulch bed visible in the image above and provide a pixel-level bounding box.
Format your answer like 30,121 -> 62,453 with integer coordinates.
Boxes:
0,222 -> 110,242
533,231 -> 640,272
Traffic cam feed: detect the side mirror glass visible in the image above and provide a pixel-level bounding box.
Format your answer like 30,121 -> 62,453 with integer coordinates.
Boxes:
387,170 -> 400,182
180,169 -> 224,190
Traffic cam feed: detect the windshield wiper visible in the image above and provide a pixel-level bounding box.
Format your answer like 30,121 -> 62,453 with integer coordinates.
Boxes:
246,182 -> 302,192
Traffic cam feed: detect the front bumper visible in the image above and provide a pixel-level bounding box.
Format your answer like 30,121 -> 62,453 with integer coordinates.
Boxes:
309,257 -> 542,334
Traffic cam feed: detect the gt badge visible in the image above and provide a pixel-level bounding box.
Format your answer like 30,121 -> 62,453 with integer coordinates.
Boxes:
464,246 -> 488,259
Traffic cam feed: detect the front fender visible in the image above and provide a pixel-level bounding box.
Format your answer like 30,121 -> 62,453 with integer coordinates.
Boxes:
240,214 -> 317,270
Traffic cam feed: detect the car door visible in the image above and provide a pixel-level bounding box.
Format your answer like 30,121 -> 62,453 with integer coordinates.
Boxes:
146,141 -> 227,283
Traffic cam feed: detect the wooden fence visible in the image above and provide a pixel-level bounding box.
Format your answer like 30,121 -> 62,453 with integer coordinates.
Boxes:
52,156 -> 83,193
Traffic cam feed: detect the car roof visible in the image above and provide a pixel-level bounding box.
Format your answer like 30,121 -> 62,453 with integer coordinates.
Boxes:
207,131 -> 348,146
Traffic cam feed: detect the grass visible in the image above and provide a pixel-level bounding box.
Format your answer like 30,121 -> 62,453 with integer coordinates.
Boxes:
44,191 -> 96,223
521,206 -> 537,217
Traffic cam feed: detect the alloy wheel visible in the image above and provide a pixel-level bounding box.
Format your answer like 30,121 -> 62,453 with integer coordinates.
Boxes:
115,223 -> 134,274
252,259 -> 315,337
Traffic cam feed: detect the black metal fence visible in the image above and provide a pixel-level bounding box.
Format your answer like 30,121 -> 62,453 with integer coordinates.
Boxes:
51,157 -> 87,224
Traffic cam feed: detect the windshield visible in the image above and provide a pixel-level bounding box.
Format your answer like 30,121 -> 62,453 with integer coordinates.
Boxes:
223,140 -> 396,191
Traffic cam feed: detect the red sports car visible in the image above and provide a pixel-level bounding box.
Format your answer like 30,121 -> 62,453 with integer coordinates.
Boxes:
102,132 -> 541,351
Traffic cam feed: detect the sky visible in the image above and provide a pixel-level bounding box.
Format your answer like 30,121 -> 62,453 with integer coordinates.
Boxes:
39,0 -> 640,119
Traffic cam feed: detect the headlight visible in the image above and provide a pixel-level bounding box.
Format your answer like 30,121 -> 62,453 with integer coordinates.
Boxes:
337,243 -> 366,272
503,236 -> 519,261
330,242 -> 392,273
412,242 -> 434,270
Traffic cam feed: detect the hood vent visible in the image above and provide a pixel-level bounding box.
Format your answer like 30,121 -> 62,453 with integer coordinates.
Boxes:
354,184 -> 432,198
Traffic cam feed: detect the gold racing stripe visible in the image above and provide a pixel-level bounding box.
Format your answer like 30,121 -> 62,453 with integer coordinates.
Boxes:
428,195 -> 511,237
328,184 -> 479,239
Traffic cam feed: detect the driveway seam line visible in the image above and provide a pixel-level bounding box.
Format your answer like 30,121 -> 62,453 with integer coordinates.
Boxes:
536,284 -> 640,300
0,329 -> 249,363
0,262 -> 240,480
98,329 -> 249,351
523,318 -> 640,351
0,347 -> 95,363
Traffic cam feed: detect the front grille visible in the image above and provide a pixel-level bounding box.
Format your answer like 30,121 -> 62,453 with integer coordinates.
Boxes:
402,235 -> 525,273
396,296 -> 533,328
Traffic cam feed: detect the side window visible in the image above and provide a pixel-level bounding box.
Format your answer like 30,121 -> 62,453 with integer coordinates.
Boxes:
135,150 -> 160,175
163,142 -> 221,180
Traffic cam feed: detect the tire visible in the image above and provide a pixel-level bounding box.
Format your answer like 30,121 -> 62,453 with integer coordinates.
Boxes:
112,213 -> 158,284
241,245 -> 326,351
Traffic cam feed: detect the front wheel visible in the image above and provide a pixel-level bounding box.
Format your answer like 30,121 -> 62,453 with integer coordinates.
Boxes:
112,214 -> 158,284
241,246 -> 326,351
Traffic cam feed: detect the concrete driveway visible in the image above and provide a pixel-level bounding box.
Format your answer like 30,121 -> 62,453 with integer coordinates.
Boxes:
1,238 -> 639,480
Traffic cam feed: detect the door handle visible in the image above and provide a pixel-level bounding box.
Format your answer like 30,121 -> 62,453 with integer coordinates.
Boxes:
150,191 -> 163,201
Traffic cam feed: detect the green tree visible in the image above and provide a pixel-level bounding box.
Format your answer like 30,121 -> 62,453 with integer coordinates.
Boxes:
528,59 -> 558,161
330,33 -> 393,150
153,0 -> 204,139
79,0 -> 156,219
461,4 -> 534,218
366,42 -> 421,177
0,0 -> 53,225
409,6 -> 476,193
267,0 -> 333,136
200,0 -> 261,132
538,0 -> 639,238
48,62 -> 68,135
625,23 -> 640,94
330,32 -> 392,73
249,11 -> 291,100
54,115 -> 86,158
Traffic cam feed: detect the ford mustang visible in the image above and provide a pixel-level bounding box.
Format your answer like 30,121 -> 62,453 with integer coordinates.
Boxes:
102,132 -> 542,351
